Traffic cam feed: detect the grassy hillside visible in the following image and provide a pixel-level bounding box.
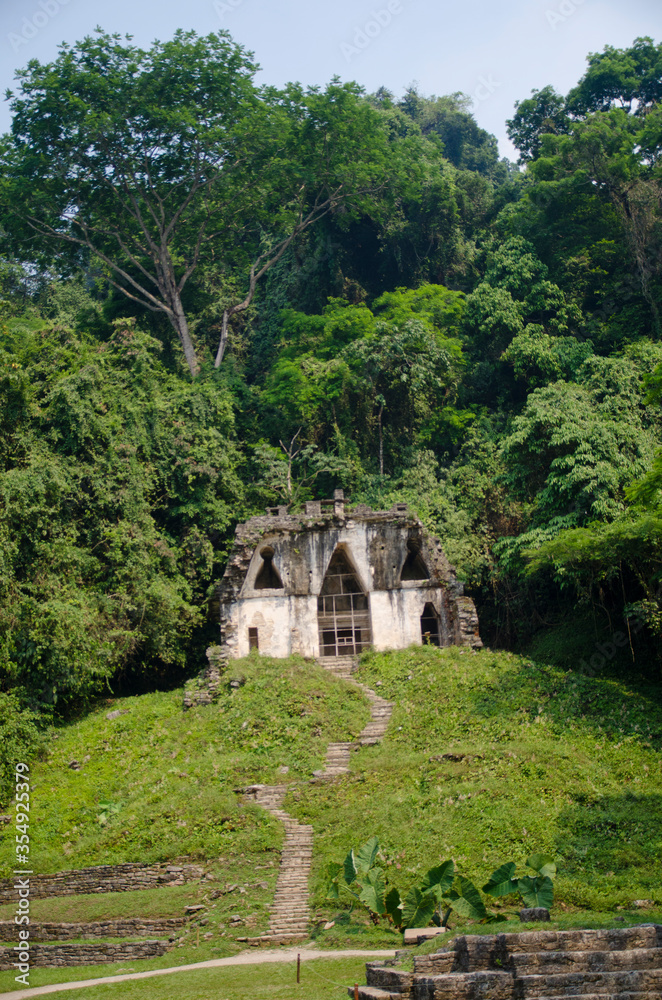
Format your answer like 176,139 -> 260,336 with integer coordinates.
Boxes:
0,655 -> 368,877
0,645 -> 660,993
297,647 -> 662,917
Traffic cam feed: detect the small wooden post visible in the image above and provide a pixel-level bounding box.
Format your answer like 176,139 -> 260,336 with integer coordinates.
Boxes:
354,984 -> 360,1000
297,952 -> 300,984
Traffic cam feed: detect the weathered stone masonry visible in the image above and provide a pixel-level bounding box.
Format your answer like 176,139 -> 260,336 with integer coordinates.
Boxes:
0,863 -> 204,904
217,493 -> 481,662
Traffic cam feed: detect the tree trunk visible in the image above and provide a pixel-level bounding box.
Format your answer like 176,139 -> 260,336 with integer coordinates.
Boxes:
378,404 -> 384,477
214,310 -> 229,368
169,295 -> 200,378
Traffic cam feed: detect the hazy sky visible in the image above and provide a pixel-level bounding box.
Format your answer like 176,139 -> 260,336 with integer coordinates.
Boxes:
1,0 -> 660,157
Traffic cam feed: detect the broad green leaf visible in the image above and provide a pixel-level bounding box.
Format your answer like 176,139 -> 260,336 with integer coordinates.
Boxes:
359,867 -> 386,915
384,887 -> 403,927
354,835 -> 380,876
344,849 -> 357,885
526,854 -> 556,878
518,875 -> 554,910
402,887 -> 437,929
325,861 -> 343,899
483,862 -> 518,897
421,860 -> 455,898
448,876 -> 488,920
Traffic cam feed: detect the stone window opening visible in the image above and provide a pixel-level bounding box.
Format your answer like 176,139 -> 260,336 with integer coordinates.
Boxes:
401,540 -> 430,582
248,627 -> 259,650
420,602 -> 441,646
317,547 -> 372,657
255,547 -> 283,590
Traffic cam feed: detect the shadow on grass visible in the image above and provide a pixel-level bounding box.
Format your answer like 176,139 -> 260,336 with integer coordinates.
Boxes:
555,791 -> 662,880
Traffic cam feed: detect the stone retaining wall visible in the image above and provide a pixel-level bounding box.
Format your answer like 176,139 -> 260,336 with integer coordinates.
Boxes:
0,917 -> 185,941
0,939 -> 170,970
0,863 -> 204,903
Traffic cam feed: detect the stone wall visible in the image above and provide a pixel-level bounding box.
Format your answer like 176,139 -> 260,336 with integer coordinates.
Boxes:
0,918 -> 185,941
0,939 -> 170,970
218,500 -> 482,662
0,863 -> 204,903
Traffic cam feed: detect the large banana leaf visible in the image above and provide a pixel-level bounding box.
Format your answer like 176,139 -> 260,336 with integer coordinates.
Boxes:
354,835 -> 380,877
517,874 -> 554,909
325,861 -> 343,899
483,862 -> 517,897
359,866 -> 387,915
385,887 -> 403,927
448,876 -> 488,920
421,860 -> 455,899
343,849 -> 357,886
526,854 -> 556,878
402,886 -> 437,928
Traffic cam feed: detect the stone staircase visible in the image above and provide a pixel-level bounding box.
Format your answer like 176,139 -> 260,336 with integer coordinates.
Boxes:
352,925 -> 662,998
242,656 -> 394,945
242,784 -> 314,945
314,657 -> 394,778
319,655 -> 357,679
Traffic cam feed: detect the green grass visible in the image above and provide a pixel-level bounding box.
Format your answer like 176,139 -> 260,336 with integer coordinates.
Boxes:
0,644 -> 660,994
0,956 -> 372,999
293,646 -> 662,917
0,885 -> 201,923
0,654 -> 369,876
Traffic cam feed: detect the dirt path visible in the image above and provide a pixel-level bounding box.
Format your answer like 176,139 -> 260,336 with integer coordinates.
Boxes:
0,947 -> 396,999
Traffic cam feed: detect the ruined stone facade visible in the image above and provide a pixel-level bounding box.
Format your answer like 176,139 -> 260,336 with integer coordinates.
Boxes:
217,492 -> 481,661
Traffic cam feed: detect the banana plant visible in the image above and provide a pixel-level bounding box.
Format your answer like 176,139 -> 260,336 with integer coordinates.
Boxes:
401,860 -> 455,927
483,854 -> 556,911
325,836 -> 403,927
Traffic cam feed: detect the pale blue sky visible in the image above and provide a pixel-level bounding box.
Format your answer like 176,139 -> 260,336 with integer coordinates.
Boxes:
1,0 -> 660,157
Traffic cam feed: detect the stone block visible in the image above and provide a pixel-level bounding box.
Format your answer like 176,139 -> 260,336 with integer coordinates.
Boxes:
519,907 -> 550,922
403,926 -> 448,945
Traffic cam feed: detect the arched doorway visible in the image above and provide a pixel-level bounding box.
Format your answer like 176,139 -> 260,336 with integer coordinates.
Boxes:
420,602 -> 441,647
317,548 -> 372,657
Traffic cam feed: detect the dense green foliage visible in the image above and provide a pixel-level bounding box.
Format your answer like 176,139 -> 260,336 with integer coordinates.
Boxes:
0,317 -> 242,710
0,29 -> 661,730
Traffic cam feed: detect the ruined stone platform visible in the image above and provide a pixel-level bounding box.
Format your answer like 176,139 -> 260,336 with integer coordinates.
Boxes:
351,924 -> 662,999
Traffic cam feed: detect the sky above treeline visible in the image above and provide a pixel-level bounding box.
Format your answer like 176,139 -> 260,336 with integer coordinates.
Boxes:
0,0 -> 660,158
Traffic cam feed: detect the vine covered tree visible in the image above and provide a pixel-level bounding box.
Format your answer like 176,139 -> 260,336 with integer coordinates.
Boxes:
2,30 -> 395,376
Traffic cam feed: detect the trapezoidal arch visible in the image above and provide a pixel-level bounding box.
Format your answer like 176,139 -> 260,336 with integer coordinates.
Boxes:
317,546 -> 372,657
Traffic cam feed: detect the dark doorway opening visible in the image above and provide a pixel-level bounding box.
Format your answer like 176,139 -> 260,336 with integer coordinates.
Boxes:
420,602 -> 441,646
317,548 -> 372,657
255,547 -> 283,589
248,627 -> 259,650
401,541 -> 430,581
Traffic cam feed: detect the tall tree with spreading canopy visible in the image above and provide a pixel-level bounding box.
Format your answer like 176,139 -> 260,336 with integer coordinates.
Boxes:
1,29 -> 395,376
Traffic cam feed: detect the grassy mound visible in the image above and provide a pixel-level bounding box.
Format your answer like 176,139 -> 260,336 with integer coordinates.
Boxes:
294,646 -> 662,919
0,644 -> 660,991
0,654 -> 369,876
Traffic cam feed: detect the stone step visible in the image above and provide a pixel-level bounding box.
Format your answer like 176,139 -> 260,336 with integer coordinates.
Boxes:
512,947 -> 662,975
366,966 -> 412,992
520,968 -> 662,997
412,970 -> 519,997
414,927 -> 662,975
349,988 -> 399,1000
540,994 -> 660,1000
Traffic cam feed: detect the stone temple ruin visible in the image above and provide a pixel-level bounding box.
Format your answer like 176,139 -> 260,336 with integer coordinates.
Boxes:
216,491 -> 481,662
